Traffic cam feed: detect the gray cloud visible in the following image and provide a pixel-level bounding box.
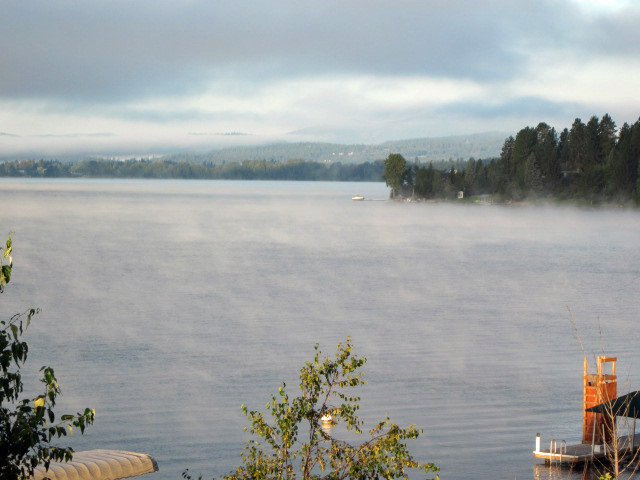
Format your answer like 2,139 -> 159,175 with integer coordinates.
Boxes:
437,95 -> 584,120
2,0 -> 632,103
1,0 -> 639,156
583,9 -> 640,55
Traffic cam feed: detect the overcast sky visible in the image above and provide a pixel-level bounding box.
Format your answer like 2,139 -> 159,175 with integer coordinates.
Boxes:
1,0 -> 639,157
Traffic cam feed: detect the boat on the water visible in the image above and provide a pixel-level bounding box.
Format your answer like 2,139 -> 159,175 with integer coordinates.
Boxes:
351,195 -> 365,201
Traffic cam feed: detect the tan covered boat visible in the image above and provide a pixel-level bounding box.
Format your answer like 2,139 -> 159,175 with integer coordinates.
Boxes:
31,449 -> 158,480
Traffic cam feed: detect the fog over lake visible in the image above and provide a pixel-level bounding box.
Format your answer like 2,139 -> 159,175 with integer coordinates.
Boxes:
2,179 -> 640,479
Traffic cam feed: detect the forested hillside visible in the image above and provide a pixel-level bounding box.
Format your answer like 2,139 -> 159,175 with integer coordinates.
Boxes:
2,114 -> 639,204
161,132 -> 506,165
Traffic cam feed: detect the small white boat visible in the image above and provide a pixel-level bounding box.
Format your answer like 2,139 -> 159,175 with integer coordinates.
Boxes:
351,195 -> 365,201
321,414 -> 332,423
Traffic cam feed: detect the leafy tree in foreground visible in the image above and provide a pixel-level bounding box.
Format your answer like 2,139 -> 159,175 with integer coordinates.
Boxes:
185,339 -> 438,480
1,235 -> 95,479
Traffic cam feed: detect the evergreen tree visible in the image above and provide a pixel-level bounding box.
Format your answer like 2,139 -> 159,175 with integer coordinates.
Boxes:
598,113 -> 618,163
585,115 -> 601,169
534,122 -> 560,192
485,158 -> 507,195
558,128 -> 570,171
568,118 -> 588,172
414,164 -> 435,199
463,158 -> 477,195
609,122 -> 634,199
524,153 -> 543,194
630,118 -> 640,202
500,136 -> 514,183
511,127 -> 537,195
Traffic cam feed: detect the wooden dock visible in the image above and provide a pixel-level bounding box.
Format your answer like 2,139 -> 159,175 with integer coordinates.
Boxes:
534,432 -> 640,465
534,356 -> 640,470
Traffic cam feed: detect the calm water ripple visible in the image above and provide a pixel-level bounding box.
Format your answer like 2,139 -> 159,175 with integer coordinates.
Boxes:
1,178 -> 640,479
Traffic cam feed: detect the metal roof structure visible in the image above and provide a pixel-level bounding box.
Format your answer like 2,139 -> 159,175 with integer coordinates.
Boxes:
31,449 -> 158,480
586,390 -> 640,419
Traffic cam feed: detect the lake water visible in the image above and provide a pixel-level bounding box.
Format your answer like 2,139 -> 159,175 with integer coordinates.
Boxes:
2,178 -> 640,479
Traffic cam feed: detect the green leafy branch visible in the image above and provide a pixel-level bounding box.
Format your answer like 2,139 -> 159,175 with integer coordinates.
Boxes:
0,234 -> 13,292
185,338 -> 438,480
1,234 -> 95,479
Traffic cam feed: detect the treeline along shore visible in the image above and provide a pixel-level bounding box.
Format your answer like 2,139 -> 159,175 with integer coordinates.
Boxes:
383,113 -> 640,205
2,113 -> 639,204
0,157 -> 387,182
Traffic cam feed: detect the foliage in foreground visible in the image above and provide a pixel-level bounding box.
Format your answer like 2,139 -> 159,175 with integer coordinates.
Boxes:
0,235 -> 95,479
185,339 -> 438,480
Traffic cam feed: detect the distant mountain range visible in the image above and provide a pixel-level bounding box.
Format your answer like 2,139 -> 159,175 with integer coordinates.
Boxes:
164,131 -> 508,165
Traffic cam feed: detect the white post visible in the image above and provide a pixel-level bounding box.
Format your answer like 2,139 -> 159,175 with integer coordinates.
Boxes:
592,416 -> 597,458
535,433 -> 541,453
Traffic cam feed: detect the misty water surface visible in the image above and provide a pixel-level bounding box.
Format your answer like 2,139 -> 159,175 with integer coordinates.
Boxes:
1,178 -> 640,480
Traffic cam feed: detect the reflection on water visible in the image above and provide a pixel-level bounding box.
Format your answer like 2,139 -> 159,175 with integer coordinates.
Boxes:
533,462 -> 640,480
1,179 -> 640,480
533,463 -> 595,480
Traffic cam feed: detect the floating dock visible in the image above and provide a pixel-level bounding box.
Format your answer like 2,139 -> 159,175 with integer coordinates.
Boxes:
534,355 -> 639,466
533,432 -> 640,465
